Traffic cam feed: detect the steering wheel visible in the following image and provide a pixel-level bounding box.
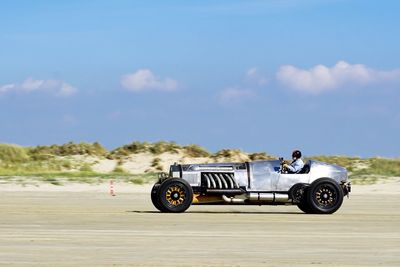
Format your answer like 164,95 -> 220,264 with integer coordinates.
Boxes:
279,157 -> 288,174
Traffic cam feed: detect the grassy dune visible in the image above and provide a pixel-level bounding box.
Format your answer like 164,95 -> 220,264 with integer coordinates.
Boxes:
0,142 -> 399,185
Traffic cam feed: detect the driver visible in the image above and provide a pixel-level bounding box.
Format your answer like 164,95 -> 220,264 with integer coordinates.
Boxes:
283,150 -> 304,173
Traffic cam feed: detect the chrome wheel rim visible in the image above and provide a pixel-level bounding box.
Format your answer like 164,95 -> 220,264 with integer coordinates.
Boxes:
165,185 -> 186,206
314,184 -> 337,208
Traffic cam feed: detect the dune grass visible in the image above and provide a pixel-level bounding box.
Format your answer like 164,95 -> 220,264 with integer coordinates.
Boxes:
0,142 -> 161,185
1,142 -> 399,185
108,141 -> 182,159
249,152 -> 275,161
0,144 -> 29,162
28,142 -> 108,157
182,144 -> 210,158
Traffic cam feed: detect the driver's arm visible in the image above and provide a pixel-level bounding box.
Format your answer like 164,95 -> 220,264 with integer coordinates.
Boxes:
285,164 -> 296,173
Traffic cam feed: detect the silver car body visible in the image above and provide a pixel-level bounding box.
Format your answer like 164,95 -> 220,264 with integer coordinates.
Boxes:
173,160 -> 348,192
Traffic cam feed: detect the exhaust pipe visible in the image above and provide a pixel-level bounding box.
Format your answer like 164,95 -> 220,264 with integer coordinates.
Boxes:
249,192 -> 289,203
222,193 -> 289,204
207,189 -> 244,194
222,195 -> 246,204
249,193 -> 274,201
274,193 -> 289,202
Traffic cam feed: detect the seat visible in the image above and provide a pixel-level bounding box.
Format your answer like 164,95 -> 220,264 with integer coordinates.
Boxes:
297,161 -> 310,174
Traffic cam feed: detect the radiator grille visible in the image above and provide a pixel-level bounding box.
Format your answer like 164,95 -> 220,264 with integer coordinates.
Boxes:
201,172 -> 239,189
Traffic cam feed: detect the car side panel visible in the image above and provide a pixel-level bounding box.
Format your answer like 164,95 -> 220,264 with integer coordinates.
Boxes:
308,161 -> 348,184
276,173 -> 310,191
248,160 -> 280,191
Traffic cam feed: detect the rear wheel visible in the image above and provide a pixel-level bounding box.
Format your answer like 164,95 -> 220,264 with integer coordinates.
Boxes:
295,186 -> 314,213
290,183 -> 313,214
290,183 -> 308,203
157,178 -> 193,213
307,178 -> 344,214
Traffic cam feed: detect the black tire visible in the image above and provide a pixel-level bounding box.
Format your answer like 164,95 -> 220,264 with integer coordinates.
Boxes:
157,178 -> 193,213
151,183 -> 165,212
289,183 -> 308,203
307,178 -> 344,214
295,186 -> 314,213
297,199 -> 314,214
289,183 -> 313,214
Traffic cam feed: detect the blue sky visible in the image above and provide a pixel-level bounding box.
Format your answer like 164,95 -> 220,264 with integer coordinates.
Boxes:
1,0 -> 399,157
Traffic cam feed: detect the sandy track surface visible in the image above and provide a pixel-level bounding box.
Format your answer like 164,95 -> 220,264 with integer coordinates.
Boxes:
0,189 -> 399,266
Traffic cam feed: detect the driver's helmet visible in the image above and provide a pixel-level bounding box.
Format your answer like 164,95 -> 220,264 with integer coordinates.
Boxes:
292,150 -> 302,159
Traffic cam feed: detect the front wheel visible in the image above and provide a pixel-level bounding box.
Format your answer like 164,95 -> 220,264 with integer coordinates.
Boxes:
307,178 -> 344,214
157,178 -> 193,213
151,183 -> 165,212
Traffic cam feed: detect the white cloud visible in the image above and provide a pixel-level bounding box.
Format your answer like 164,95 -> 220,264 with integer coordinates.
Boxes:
57,83 -> 77,97
219,87 -> 256,104
121,69 -> 179,92
0,77 -> 77,97
276,61 -> 400,93
0,84 -> 16,93
245,67 -> 268,86
218,68 -> 267,105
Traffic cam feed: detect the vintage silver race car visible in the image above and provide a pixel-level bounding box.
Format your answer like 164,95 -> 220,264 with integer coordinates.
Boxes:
151,159 -> 351,214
